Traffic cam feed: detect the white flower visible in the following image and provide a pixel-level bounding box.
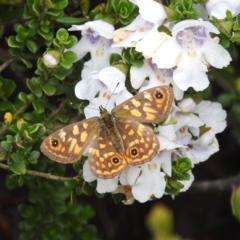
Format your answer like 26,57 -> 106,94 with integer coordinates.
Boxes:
194,100 -> 227,134
131,156 -> 166,203
188,136 -> 219,164
157,123 -> 184,151
178,98 -> 196,112
153,19 -> 232,91
206,0 -> 240,19
68,20 -> 120,78
175,125 -> 220,165
74,67 -> 132,118
130,60 -> 184,100
112,0 -> 167,58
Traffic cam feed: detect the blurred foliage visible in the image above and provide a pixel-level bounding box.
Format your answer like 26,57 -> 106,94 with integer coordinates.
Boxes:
146,204 -> 185,240
231,185 -> 240,222
1,0 -> 240,238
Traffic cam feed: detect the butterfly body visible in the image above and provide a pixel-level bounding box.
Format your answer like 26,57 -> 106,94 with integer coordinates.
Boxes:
99,106 -> 125,154
40,86 -> 174,179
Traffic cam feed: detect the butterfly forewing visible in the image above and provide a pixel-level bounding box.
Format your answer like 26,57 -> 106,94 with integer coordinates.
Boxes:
88,128 -> 127,179
116,120 -> 160,165
112,86 -> 173,123
40,117 -> 100,163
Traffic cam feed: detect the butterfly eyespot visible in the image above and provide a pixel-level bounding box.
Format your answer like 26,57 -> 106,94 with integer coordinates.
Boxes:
155,90 -> 163,99
130,148 -> 138,156
51,139 -> 59,147
111,157 -> 120,165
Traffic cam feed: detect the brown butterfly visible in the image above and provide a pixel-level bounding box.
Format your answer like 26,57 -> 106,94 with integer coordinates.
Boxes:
40,86 -> 174,179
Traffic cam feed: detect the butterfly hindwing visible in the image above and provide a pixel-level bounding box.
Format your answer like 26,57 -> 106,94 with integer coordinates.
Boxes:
40,117 -> 100,163
116,120 -> 160,165
112,86 -> 173,123
88,127 -> 127,179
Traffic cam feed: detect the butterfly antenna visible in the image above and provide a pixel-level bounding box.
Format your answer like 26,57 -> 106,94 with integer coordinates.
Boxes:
104,82 -> 119,109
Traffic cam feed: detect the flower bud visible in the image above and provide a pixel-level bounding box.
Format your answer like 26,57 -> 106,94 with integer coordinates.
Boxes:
178,98 -> 196,112
199,130 -> 215,145
43,50 -> 61,68
4,112 -> 13,124
17,118 -> 25,130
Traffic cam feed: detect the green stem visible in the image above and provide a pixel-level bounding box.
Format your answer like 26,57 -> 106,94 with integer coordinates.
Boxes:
43,98 -> 68,124
0,163 -> 78,182
0,58 -> 15,73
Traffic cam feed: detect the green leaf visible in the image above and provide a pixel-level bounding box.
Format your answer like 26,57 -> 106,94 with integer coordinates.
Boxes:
23,130 -> 33,142
32,99 -> 44,114
7,35 -> 24,48
37,28 -> 54,41
42,212 -> 54,223
45,120 -> 54,129
40,19 -> 50,27
19,231 -> 35,240
52,65 -> 68,80
64,179 -> 78,189
64,35 -> 78,48
55,17 -> 86,25
27,93 -> 36,101
0,100 -> 11,111
19,92 -> 29,103
10,153 -> 26,174
28,19 -> 39,29
15,34 -> 25,43
0,77 -> 17,98
60,51 -> 77,69
175,157 -> 192,173
41,25 -> 50,33
82,181 -> 94,196
14,24 -> 26,36
19,219 -> 35,231
168,179 -> 184,190
62,51 -> 77,63
6,135 -> 14,143
52,0 -> 68,10
56,28 -> 69,42
26,39 -> 38,53
217,93 -> 234,107
29,124 -> 45,138
35,88 -> 42,98
18,176 -> 25,187
26,28 -> 37,38
18,121 -> 28,134
28,150 -> 40,164
1,141 -> 12,152
18,204 -> 34,218
231,186 -> 240,222
45,8 -> 62,17
19,57 -> 33,68
32,2 -> 41,17
55,113 -> 70,123
80,0 -> 90,14
28,123 -> 44,134
231,30 -> 240,43
42,83 -> 56,96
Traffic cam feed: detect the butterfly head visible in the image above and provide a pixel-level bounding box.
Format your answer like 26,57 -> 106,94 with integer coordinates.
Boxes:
99,105 -> 110,118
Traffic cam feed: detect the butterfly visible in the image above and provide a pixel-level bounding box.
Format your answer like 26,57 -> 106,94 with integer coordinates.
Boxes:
40,86 -> 174,179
